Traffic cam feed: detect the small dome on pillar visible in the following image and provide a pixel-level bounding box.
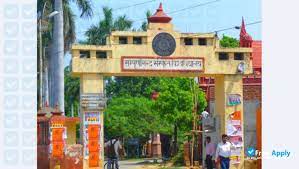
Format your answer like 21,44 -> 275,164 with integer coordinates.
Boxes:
148,3 -> 172,23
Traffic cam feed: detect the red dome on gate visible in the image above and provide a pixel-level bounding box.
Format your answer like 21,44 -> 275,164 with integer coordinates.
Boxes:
148,3 -> 172,23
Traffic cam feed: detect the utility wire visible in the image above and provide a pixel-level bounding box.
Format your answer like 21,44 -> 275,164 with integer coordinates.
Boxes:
210,21 -> 262,34
132,0 -> 222,22
76,0 -> 222,35
113,0 -> 158,11
168,0 -> 221,15
92,0 -> 158,16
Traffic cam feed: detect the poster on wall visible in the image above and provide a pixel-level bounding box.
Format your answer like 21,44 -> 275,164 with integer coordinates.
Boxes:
227,94 -> 242,106
83,112 -> 101,158
48,119 -> 66,156
226,111 -> 243,164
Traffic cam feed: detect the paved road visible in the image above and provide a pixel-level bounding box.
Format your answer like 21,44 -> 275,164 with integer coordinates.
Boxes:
118,159 -> 147,169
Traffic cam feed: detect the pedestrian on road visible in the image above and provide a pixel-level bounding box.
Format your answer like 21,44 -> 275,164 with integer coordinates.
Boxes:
205,136 -> 216,169
215,134 -> 235,169
105,136 -> 122,169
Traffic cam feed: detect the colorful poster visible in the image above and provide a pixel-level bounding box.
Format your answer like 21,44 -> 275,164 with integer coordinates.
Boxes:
83,112 -> 101,158
230,111 -> 241,120
226,111 -> 243,164
227,94 -> 242,106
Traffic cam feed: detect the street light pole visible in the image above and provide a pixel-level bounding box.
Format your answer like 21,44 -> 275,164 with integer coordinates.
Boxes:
38,2 -> 48,109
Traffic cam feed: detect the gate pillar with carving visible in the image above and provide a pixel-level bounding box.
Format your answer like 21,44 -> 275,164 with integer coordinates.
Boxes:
80,74 -> 105,169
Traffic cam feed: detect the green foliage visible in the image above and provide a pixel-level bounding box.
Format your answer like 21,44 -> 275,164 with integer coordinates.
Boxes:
38,0 -> 93,52
154,78 -> 193,127
64,66 -> 80,116
154,78 -> 207,131
85,7 -> 132,45
105,77 -> 160,98
171,144 -> 185,166
104,96 -> 169,140
104,77 -> 207,146
220,35 -> 239,48
141,10 -> 152,31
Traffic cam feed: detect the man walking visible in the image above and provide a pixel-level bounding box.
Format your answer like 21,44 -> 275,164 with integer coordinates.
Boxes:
105,136 -> 122,169
205,136 -> 216,169
215,134 -> 235,169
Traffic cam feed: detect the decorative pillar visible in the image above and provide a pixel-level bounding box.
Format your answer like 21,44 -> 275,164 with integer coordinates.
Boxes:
151,133 -> 162,158
215,75 -> 244,169
80,74 -> 105,169
146,138 -> 152,158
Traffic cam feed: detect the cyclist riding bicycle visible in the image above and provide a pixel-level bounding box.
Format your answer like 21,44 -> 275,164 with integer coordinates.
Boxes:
105,136 -> 122,169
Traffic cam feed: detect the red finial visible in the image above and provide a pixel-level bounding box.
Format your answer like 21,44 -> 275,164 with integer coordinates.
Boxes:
148,3 -> 172,23
240,17 -> 246,35
158,3 -> 163,11
240,17 -> 253,47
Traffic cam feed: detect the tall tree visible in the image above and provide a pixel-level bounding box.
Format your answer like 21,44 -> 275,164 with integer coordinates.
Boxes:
85,7 -> 132,45
37,0 -> 93,111
153,78 -> 207,154
141,10 -> 151,31
64,66 -> 80,117
37,0 -> 93,51
52,0 -> 65,111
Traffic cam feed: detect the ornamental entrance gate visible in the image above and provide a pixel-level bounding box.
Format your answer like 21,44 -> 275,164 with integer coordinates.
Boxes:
71,3 -> 253,169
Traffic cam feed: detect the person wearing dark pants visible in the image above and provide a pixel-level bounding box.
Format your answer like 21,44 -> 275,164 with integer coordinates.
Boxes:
215,134 -> 235,169
219,156 -> 230,169
205,136 -> 215,169
105,136 -> 122,169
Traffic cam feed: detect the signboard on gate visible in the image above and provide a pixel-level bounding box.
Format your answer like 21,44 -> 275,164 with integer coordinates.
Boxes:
81,93 -> 107,110
121,56 -> 204,72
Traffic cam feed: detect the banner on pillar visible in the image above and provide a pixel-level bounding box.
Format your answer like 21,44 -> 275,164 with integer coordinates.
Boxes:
49,127 -> 67,157
226,111 -> 243,164
83,112 -> 102,158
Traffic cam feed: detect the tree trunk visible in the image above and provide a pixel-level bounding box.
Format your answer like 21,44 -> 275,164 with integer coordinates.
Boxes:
173,123 -> 178,155
52,0 -> 64,112
43,48 -> 49,106
71,103 -> 74,117
39,19 -> 43,109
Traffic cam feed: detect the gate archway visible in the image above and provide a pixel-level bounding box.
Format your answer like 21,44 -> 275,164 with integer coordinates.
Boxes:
70,3 -> 252,169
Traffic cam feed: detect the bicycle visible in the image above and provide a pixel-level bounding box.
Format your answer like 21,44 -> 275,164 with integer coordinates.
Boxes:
104,158 -> 119,169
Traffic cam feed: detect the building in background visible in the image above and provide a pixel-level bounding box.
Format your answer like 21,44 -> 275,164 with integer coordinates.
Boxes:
199,19 -> 262,150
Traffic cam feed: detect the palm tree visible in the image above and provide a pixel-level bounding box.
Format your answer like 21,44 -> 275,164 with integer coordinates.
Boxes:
37,0 -> 93,52
52,0 -> 65,112
85,7 -> 133,45
37,0 -> 93,111
141,10 -> 152,31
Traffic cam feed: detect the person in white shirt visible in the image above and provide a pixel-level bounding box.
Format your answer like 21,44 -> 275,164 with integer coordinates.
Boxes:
215,134 -> 235,169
